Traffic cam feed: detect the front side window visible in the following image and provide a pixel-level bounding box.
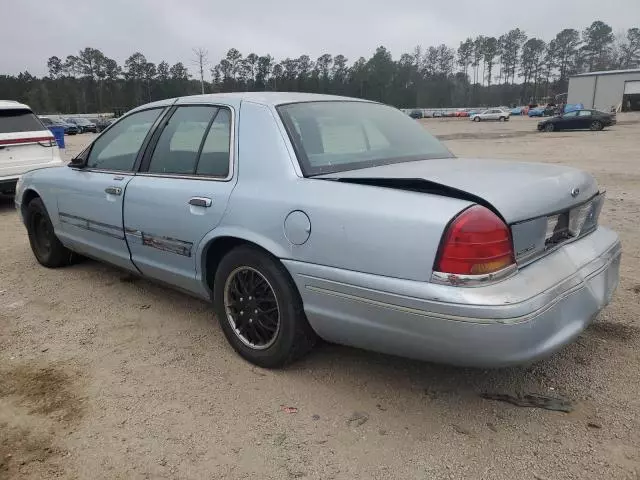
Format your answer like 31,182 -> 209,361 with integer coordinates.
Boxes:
86,108 -> 162,171
278,101 -> 453,176
563,111 -> 579,118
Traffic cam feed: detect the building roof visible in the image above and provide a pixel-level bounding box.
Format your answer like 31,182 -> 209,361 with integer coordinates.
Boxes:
571,68 -> 640,78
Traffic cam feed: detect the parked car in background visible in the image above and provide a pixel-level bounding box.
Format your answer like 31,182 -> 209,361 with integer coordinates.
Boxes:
409,109 -> 423,119
455,109 -> 469,117
65,117 -> 98,133
528,106 -> 556,117
528,107 -> 545,117
470,108 -> 510,122
0,100 -> 62,194
88,117 -> 113,132
537,109 -> 616,132
39,116 -> 80,135
511,106 -> 524,115
15,92 -> 621,369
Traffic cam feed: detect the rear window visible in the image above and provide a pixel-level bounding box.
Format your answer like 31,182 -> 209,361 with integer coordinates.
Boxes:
278,101 -> 453,176
0,109 -> 45,134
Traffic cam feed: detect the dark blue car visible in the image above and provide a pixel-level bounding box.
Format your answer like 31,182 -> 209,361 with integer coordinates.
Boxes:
38,116 -> 80,135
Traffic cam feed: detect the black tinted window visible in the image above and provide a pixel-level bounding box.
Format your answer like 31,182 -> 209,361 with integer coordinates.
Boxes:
148,106 -> 218,175
0,109 -> 45,133
87,108 -> 161,171
196,109 -> 231,177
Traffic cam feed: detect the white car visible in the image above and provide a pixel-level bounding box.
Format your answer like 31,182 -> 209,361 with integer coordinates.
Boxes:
0,100 -> 62,194
470,108 -> 510,122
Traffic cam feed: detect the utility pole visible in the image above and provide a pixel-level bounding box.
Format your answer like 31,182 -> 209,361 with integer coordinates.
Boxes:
192,47 -> 209,94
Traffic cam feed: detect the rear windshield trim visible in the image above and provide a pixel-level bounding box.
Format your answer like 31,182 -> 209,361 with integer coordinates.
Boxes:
276,100 -> 453,177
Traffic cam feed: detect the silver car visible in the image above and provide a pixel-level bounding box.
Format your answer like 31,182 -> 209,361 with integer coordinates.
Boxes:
471,108 -> 510,122
15,93 -> 621,368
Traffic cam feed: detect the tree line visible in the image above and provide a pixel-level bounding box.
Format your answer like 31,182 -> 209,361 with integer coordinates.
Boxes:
1,20 -> 638,115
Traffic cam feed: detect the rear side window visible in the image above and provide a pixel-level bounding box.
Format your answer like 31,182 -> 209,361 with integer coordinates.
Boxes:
196,109 -> 231,177
578,110 -> 592,117
86,108 -> 162,171
147,106 -> 218,175
146,106 -> 232,177
0,109 -> 45,133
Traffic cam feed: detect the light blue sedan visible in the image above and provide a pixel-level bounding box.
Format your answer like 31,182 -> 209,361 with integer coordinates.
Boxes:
15,93 -> 621,368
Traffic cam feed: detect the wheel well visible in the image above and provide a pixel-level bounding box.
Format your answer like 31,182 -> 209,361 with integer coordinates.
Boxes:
203,237 -> 277,291
21,189 -> 40,218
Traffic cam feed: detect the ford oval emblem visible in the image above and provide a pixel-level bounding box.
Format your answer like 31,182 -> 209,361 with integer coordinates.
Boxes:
571,187 -> 580,198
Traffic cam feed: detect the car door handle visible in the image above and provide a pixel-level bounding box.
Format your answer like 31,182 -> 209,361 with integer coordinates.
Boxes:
189,197 -> 212,207
105,186 -> 122,196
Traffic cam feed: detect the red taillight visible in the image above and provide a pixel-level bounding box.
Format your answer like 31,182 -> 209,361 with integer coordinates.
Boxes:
0,136 -> 55,147
435,205 -> 514,275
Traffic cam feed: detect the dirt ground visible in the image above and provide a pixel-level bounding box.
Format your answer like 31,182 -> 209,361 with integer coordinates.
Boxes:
1,114 -> 639,480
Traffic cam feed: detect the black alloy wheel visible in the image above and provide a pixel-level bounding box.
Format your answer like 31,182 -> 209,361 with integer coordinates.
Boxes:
224,266 -> 280,350
213,246 -> 316,368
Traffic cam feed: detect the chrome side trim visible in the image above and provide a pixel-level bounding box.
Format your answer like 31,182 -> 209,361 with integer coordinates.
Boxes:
135,172 -> 231,182
430,264 -> 518,287
59,212 -> 124,240
125,228 -> 193,257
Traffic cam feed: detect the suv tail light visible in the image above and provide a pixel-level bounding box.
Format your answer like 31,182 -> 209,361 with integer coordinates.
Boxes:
434,205 -> 515,280
0,136 -> 56,147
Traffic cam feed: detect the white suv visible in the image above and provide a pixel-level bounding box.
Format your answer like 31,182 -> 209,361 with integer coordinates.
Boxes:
0,100 -> 63,194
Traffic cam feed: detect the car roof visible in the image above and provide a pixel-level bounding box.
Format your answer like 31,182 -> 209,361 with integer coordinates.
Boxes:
0,100 -> 31,110
130,92 -> 373,113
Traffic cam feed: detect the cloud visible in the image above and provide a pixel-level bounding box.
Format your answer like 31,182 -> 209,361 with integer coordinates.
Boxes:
1,0 -> 638,75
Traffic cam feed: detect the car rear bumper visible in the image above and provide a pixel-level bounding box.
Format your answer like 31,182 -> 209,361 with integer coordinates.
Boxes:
284,226 -> 621,367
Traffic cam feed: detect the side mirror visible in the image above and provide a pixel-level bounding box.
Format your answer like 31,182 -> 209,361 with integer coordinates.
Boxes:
68,156 -> 86,169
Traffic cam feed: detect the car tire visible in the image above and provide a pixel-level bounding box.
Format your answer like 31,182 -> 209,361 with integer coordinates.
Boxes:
544,123 -> 555,132
590,120 -> 603,131
499,116 -> 506,122
213,245 -> 317,368
26,198 -> 75,268
474,117 -> 481,122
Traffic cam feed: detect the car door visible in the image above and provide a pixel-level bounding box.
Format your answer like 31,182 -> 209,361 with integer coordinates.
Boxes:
56,107 -> 165,271
123,103 -> 237,295
576,109 -> 594,128
556,111 -> 579,130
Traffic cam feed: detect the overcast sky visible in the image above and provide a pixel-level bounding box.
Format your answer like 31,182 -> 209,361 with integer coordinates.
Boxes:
3,0 -> 639,76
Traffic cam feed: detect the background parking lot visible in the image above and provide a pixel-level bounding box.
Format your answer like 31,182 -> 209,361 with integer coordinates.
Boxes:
1,115 -> 639,480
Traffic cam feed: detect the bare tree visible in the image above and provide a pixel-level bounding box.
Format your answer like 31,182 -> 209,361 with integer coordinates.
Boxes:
192,47 -> 209,94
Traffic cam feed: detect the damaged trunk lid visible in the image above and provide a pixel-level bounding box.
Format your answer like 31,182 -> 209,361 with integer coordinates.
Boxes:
317,157 -> 602,265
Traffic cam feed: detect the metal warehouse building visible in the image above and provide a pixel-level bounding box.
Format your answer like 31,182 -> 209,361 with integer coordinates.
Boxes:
567,68 -> 640,112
